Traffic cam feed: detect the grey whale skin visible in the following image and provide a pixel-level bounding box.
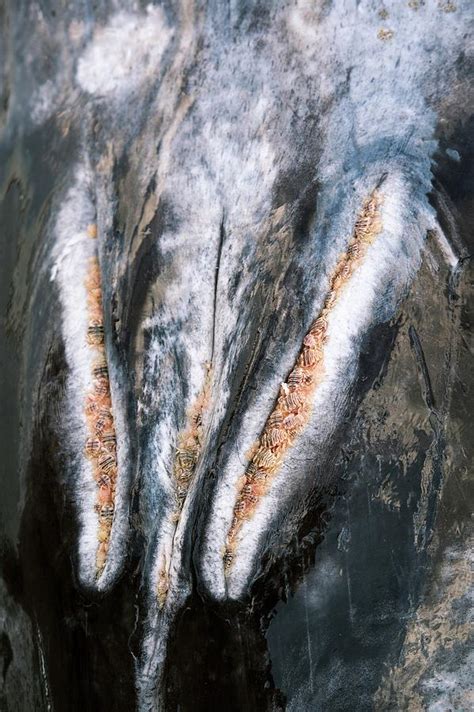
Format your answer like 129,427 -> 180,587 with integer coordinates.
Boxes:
0,1 -> 472,711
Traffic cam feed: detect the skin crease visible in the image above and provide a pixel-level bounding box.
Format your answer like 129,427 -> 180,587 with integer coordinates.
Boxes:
0,1 -> 472,711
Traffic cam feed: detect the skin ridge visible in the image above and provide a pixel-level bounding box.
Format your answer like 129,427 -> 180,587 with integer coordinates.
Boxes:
83,241 -> 119,575
223,190 -> 383,571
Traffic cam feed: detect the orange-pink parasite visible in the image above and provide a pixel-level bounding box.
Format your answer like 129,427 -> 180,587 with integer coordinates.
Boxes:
288,366 -> 312,388
101,433 -> 116,452
93,378 -> 109,396
309,316 -> 328,336
282,411 -> 305,430
85,437 -> 101,456
98,485 -> 113,505
87,322 -> 104,346
97,503 -> 114,521
299,346 -> 319,368
268,411 -> 284,427
253,447 -> 281,470
97,473 -> 112,488
279,390 -> 305,412
97,452 -> 116,474
261,427 -> 287,448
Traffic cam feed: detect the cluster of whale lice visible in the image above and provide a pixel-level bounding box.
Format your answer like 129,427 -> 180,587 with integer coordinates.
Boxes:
83,234 -> 118,575
223,191 -> 382,571
157,366 -> 212,607
172,365 -> 212,519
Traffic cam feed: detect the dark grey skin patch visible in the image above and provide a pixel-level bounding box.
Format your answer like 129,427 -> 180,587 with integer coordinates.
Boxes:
0,1 -> 472,710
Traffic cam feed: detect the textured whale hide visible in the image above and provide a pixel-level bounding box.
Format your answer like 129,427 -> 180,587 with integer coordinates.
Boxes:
0,1 -> 473,711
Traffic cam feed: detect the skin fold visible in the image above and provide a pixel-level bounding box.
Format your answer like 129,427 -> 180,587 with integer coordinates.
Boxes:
0,1 -> 472,710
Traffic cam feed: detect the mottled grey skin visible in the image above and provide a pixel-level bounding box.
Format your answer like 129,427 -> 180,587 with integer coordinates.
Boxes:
0,1 -> 472,711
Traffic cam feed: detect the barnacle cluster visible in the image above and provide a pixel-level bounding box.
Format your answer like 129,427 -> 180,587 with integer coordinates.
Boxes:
84,255 -> 117,575
224,192 -> 382,570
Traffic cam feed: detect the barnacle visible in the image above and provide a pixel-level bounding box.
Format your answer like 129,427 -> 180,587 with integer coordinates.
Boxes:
224,191 -> 382,570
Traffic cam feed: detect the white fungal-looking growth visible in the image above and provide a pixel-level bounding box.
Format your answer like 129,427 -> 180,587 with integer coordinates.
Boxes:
199,170 -> 437,601
76,5 -> 173,96
51,165 -> 129,591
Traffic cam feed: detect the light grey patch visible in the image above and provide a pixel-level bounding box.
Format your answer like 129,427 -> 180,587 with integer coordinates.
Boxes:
446,147 -> 461,162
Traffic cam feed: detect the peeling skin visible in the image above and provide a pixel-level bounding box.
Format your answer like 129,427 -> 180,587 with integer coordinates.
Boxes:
224,191 -> 382,570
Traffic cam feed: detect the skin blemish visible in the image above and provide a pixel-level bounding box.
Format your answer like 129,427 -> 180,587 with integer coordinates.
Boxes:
224,190 -> 383,571
84,256 -> 118,575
